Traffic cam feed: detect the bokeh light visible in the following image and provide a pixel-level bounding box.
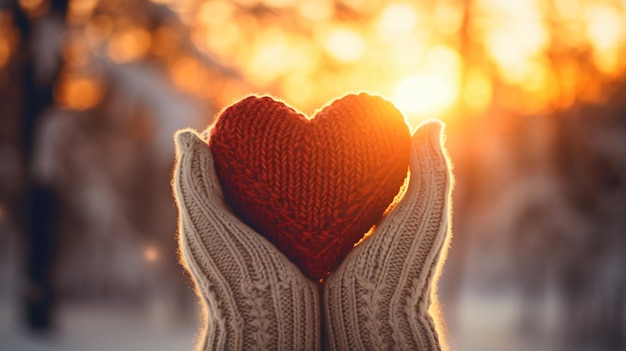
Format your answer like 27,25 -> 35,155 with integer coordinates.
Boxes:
0,38 -> 10,68
462,68 -> 492,112
54,71 -> 104,111
377,3 -> 418,38
75,0 -> 623,124
144,246 -> 159,263
3,0 -> 617,127
395,75 -> 457,117
18,0 -> 49,17
324,28 -> 365,63
108,27 -> 152,63
3,1 -> 626,351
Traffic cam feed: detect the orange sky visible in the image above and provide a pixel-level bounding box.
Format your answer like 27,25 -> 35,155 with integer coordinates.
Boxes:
6,0 -> 624,127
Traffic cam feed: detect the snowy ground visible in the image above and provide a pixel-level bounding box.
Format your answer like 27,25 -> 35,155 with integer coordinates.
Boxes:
0,296 -> 198,351
0,289 -> 562,351
447,287 -> 561,351
0,224 -> 560,351
0,295 -> 198,351
0,227 -> 198,351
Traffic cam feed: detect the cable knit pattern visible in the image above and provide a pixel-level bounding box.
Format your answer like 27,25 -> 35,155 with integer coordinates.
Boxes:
323,121 -> 452,351
173,130 -> 320,351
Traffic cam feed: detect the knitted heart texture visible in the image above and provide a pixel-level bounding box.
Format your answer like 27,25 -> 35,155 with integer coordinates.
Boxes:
209,93 -> 411,279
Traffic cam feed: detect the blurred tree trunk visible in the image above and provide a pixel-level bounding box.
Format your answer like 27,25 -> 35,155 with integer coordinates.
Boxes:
10,0 -> 69,332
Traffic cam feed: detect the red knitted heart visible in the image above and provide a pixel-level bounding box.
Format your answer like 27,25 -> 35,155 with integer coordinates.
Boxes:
209,93 -> 411,279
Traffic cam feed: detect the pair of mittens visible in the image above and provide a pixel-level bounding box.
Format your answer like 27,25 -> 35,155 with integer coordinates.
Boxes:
172,121 -> 452,350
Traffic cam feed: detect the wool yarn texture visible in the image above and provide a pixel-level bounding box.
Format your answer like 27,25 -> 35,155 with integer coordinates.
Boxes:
173,130 -> 321,351
323,121 -> 452,351
173,106 -> 452,351
209,93 -> 411,279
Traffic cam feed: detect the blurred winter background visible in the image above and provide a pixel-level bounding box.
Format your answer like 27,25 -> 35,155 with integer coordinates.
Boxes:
0,0 -> 625,350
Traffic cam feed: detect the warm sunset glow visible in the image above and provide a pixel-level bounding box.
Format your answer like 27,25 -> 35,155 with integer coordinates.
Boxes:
141,0 -> 626,120
197,0 -> 235,26
391,45 -> 462,118
0,37 -> 10,68
298,0 -> 333,21
586,4 -> 624,75
170,56 -> 210,94
4,3 -> 625,349
586,5 -> 624,51
593,50 -> 620,75
482,0 -> 548,86
68,0 -> 98,23
18,0 -> 48,17
433,2 -> 463,35
55,0 -> 626,121
261,0 -> 296,8
281,74 -> 315,106
487,26 -> 547,85
144,246 -> 159,263
203,22 -> 241,57
463,68 -> 492,112
108,28 -> 152,63
325,29 -> 365,63
378,3 -> 418,38
426,46 -> 462,80
54,74 -> 104,111
244,30 -> 318,86
394,75 -> 457,117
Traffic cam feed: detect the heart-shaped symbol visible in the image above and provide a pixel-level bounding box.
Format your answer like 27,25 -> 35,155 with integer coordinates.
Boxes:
209,93 -> 411,279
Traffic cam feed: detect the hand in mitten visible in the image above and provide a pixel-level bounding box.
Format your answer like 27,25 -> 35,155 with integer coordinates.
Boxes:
323,121 -> 452,351
173,130 -> 321,351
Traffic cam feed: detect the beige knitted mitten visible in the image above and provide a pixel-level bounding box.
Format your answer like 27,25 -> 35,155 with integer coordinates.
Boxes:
323,121 -> 452,351
173,130 -> 321,351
